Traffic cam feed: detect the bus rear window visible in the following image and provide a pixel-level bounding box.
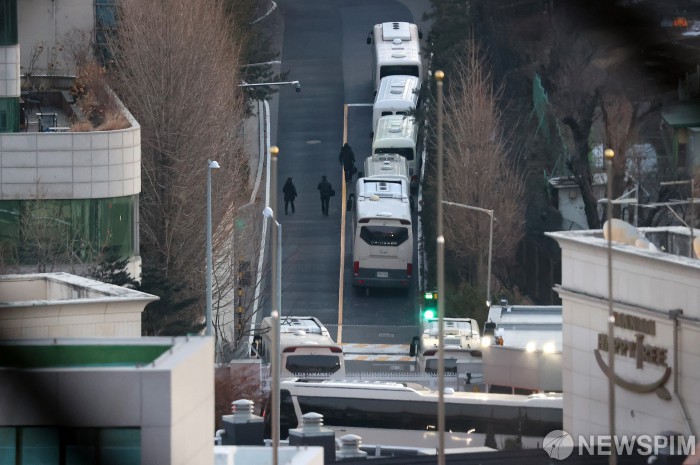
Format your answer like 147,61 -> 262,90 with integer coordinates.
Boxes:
425,358 -> 458,374
380,65 -> 419,79
375,147 -> 413,160
360,226 -> 409,246
285,355 -> 342,374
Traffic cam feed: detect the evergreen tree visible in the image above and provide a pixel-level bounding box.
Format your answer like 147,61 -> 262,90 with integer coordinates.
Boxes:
91,246 -> 139,288
138,261 -> 201,336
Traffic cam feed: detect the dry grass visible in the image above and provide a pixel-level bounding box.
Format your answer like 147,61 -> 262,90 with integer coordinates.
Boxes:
71,61 -> 127,130
97,111 -> 130,131
70,121 -> 93,132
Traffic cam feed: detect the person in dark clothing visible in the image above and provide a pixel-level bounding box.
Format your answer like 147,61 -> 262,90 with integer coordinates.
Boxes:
282,177 -> 297,214
317,175 -> 333,216
338,143 -> 356,183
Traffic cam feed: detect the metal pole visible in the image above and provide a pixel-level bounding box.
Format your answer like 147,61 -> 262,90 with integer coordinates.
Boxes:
269,147 -> 279,465
691,178 -> 695,258
441,201 -> 495,307
206,160 -> 218,337
435,70 -> 445,465
271,309 -> 280,465
604,148 -> 616,465
487,211 -> 493,307
277,223 -> 282,318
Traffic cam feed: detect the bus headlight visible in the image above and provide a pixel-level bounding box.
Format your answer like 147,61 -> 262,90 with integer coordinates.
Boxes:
481,336 -> 492,347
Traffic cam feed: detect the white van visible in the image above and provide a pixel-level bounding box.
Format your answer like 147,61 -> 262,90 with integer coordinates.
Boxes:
372,115 -> 420,189
372,75 -> 421,132
352,177 -> 412,290
367,22 -> 423,92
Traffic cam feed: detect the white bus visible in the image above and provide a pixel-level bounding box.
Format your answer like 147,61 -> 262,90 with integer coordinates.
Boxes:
372,115 -> 420,190
254,316 -> 345,378
411,318 -> 484,385
352,177 -> 412,290
268,379 -> 563,450
372,74 -> 421,132
367,22 -> 423,92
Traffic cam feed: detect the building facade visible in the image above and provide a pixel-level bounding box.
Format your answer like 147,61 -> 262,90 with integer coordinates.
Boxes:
547,227 -> 699,439
1,0 -> 141,278
0,336 -> 214,465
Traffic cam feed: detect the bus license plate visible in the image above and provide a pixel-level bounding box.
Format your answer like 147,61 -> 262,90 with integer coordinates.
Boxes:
377,271 -> 389,278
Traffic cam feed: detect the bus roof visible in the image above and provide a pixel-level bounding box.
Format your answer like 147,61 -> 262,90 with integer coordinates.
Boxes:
374,115 -> 417,145
355,178 -> 411,223
375,75 -> 420,106
281,378 -> 563,407
260,316 -> 340,347
374,22 -> 421,64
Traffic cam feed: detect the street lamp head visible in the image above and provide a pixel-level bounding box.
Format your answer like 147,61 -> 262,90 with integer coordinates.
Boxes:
263,206 -> 274,218
435,70 -> 445,82
209,160 -> 220,169
293,81 -> 301,92
270,146 -> 280,157
604,149 -> 615,160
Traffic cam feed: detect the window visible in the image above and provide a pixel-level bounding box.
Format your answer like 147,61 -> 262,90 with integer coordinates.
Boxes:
0,196 -> 137,266
425,358 -> 458,374
380,65 -> 419,79
360,226 -> 409,246
0,428 -> 16,464
2,427 -> 140,465
285,355 -> 341,374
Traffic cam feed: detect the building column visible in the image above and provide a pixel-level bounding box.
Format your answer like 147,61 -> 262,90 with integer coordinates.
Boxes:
0,0 -> 20,132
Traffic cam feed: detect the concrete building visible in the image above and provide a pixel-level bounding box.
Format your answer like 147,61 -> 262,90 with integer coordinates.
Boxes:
0,336 -> 214,465
547,226 -> 700,439
0,272 -> 157,338
1,0 -> 142,278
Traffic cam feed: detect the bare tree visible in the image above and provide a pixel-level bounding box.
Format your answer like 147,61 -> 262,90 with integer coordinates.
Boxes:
441,38 -> 527,300
109,0 -> 250,334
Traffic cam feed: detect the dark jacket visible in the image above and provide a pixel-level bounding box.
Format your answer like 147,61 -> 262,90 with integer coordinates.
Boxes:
317,178 -> 333,198
283,179 -> 297,201
339,144 -> 355,167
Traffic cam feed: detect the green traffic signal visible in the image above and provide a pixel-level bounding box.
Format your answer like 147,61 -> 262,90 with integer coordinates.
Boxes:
422,290 -> 438,320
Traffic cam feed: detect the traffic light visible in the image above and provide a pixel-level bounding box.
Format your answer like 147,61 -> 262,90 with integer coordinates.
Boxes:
422,291 -> 437,320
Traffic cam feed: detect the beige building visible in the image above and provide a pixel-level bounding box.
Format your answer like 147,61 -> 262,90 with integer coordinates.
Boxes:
0,272 -> 156,338
547,226 -> 699,439
0,336 -> 214,465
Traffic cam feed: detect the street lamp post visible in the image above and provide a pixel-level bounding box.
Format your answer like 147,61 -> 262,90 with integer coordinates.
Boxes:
442,201 -> 494,307
238,80 -> 301,93
604,148 -> 616,465
435,69 -> 446,465
206,159 -> 220,337
264,144 -> 282,465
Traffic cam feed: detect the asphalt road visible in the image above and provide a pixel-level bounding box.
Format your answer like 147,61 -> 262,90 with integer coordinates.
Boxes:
272,0 -> 429,346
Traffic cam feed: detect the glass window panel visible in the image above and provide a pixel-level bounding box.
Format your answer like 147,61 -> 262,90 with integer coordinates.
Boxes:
99,428 -> 140,465
0,427 -> 16,464
20,427 -> 59,465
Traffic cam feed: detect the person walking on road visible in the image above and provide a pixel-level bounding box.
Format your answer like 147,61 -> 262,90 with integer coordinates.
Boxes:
339,143 -> 356,183
317,175 -> 334,216
282,177 -> 297,215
